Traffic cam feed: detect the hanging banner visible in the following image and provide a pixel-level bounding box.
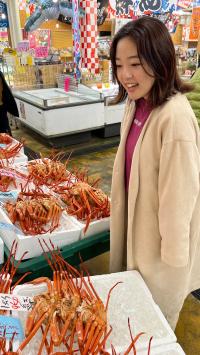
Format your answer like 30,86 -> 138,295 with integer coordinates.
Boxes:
108,0 -> 177,17
72,0 -> 81,80
80,0 -> 99,75
189,6 -> 200,41
108,0 -> 135,17
28,29 -> 51,49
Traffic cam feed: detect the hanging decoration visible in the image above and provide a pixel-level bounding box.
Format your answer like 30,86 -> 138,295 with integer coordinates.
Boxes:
80,0 -> 99,74
58,0 -> 109,26
24,0 -> 85,32
97,0 -> 109,25
189,1 -> 200,41
72,0 -> 81,80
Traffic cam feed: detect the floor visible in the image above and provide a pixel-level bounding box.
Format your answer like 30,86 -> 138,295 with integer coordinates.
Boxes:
11,120 -> 200,355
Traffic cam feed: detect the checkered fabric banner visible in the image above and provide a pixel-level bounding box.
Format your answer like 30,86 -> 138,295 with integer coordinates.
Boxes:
80,0 -> 99,74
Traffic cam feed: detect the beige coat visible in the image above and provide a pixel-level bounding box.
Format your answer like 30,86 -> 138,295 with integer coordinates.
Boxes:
110,93 -> 200,329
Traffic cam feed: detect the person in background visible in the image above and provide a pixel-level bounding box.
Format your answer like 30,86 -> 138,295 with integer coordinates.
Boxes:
0,71 -> 19,135
109,16 -> 200,330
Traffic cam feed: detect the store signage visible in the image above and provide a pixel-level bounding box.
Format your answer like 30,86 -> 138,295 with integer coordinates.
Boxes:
0,1 -> 8,28
35,46 -> 48,58
189,6 -> 200,40
0,315 -> 24,340
0,31 -> 7,39
108,0 -> 177,16
0,294 -> 34,313
177,0 -> 192,9
72,0 -> 81,80
17,40 -> 30,52
28,29 -> 51,49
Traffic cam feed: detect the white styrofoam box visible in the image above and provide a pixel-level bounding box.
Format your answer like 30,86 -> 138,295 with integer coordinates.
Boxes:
74,215 -> 110,239
0,208 -> 81,260
139,343 -> 185,354
0,165 -> 29,193
11,136 -> 24,155
0,135 -> 24,154
0,236 -> 4,264
12,271 -> 176,354
0,150 -> 28,165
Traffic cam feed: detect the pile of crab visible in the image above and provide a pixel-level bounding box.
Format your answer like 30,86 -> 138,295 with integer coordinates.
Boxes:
27,157 -> 110,233
0,242 -> 153,355
0,134 -> 26,193
3,157 -> 110,236
0,133 -> 24,161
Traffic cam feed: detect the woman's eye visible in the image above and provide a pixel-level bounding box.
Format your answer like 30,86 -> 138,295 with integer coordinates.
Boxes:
131,63 -> 141,67
116,65 -> 122,68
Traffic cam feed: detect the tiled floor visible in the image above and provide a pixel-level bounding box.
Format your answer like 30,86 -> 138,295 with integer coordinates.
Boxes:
11,121 -> 200,355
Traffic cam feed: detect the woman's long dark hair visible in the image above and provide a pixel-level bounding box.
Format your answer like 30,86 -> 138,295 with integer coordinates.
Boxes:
110,16 -> 193,107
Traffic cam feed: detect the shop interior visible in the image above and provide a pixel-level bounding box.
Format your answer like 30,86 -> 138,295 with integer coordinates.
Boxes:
0,0 -> 199,354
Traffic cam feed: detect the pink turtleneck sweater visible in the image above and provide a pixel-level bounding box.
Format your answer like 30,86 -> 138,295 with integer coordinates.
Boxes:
125,98 -> 152,190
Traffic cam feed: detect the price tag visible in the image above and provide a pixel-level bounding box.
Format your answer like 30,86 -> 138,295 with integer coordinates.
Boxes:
0,315 -> 24,340
0,294 -> 34,312
0,191 -> 18,200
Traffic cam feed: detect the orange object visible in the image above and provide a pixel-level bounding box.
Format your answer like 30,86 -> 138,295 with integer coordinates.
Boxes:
96,82 -> 102,89
189,7 -> 200,41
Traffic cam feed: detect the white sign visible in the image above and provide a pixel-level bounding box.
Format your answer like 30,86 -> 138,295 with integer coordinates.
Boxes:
0,293 -> 34,312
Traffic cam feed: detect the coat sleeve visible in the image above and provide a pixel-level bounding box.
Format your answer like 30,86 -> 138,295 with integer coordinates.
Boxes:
158,140 -> 200,267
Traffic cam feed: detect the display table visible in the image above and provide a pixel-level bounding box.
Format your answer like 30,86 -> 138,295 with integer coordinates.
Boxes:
12,270 -> 185,354
4,231 -> 110,282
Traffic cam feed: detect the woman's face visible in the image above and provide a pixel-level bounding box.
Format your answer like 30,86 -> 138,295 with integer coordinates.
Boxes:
115,36 -> 155,100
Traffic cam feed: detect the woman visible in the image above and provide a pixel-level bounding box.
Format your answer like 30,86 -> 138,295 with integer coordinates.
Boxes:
109,16 -> 200,330
0,71 -> 19,135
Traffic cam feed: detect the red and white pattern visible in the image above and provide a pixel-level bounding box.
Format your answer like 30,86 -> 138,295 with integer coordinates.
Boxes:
80,0 -> 99,74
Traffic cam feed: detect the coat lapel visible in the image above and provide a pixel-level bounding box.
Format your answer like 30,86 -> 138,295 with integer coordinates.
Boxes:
127,110 -> 155,270
110,100 -> 135,272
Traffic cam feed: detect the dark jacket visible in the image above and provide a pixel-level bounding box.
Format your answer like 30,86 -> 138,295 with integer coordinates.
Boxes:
0,71 -> 19,117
